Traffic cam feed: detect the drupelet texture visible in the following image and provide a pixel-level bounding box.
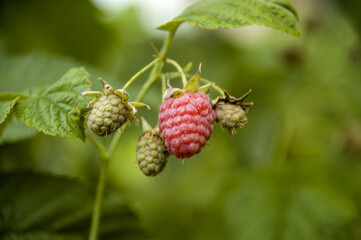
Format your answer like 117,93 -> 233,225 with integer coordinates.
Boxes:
87,94 -> 129,136
159,92 -> 215,159
214,102 -> 247,134
136,130 -> 168,176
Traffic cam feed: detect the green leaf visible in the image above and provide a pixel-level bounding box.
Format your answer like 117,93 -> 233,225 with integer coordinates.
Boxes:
157,0 -> 300,36
13,67 -> 92,140
0,46 -> 83,93
0,93 -> 22,125
0,172 -> 146,240
0,93 -> 32,143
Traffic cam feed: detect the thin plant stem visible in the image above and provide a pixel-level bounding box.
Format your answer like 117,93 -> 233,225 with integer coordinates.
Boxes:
87,30 -> 175,240
111,31 -> 175,161
107,121 -> 129,159
135,31 -> 175,102
88,155 -> 108,240
199,77 -> 225,97
122,56 -> 164,91
165,58 -> 187,86
161,74 -> 167,97
160,29 -> 175,56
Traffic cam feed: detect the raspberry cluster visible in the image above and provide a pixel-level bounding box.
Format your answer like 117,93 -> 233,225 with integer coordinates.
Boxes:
159,92 -> 215,159
83,67 -> 252,177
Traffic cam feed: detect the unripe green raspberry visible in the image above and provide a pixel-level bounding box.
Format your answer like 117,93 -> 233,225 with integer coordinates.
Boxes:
212,89 -> 253,135
215,102 -> 247,134
136,129 -> 168,177
87,94 -> 129,136
82,78 -> 150,137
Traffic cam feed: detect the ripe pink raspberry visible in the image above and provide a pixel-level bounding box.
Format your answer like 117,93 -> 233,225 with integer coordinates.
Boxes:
159,92 -> 215,159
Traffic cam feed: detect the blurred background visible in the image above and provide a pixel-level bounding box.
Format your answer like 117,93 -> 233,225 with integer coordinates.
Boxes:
1,0 -> 361,239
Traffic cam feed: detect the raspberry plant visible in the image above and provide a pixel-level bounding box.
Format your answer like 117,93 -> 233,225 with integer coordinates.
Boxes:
0,1 -> 299,239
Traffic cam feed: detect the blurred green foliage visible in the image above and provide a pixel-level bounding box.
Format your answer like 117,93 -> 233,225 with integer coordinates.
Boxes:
0,172 -> 146,240
1,0 -> 361,239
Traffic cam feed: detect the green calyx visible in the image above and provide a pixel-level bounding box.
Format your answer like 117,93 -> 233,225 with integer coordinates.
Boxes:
82,78 -> 150,136
162,63 -> 213,101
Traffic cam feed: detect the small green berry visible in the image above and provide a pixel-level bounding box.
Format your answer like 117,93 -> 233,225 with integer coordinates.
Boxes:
83,78 -> 150,137
214,102 -> 248,134
136,129 -> 169,177
212,89 -> 253,135
87,94 -> 130,136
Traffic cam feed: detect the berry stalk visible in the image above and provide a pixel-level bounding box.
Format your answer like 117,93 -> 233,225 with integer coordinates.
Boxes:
87,30 -> 175,240
89,154 -> 108,240
199,77 -> 225,97
134,30 -> 175,102
122,56 -> 164,91
165,58 -> 188,86
161,74 -> 167,97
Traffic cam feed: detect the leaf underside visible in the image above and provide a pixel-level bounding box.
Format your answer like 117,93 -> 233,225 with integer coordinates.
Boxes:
12,67 -> 92,140
157,0 -> 300,36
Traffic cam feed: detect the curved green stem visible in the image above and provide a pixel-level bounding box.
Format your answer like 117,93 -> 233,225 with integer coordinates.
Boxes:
161,74 -> 167,97
89,155 -> 108,240
122,56 -> 164,91
87,30 -> 175,240
165,58 -> 187,86
199,77 -> 225,97
160,29 -> 175,56
107,121 -> 129,159
135,32 -> 175,102
114,30 -> 175,166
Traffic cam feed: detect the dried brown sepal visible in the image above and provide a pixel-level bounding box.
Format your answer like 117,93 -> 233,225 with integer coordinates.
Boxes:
212,89 -> 254,109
